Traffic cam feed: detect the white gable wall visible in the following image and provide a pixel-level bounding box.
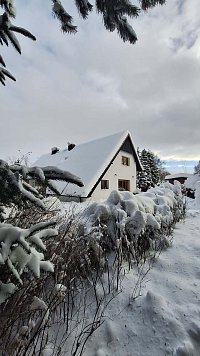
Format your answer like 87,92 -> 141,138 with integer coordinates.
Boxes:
90,150 -> 137,201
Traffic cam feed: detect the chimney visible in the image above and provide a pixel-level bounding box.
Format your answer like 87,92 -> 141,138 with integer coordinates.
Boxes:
51,147 -> 59,155
68,142 -> 76,151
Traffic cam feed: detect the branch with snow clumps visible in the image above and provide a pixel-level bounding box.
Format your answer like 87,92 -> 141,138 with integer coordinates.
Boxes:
0,220 -> 57,305
0,160 -> 83,216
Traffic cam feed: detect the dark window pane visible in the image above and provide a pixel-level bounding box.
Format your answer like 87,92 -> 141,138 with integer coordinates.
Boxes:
101,180 -> 109,189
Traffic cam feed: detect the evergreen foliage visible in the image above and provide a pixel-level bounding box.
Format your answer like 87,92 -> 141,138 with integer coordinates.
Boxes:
0,158 -> 83,303
137,148 -> 164,191
137,149 -> 151,191
0,0 -> 167,85
0,159 -> 83,221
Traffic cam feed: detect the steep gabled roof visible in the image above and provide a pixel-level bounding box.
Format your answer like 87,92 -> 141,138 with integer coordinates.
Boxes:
34,131 -> 142,197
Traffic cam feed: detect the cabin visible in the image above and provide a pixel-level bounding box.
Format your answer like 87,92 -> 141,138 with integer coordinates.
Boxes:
34,131 -> 142,202
165,173 -> 193,185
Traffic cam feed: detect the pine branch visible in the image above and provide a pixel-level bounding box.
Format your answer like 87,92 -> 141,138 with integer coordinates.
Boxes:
9,25 -> 36,41
116,15 -> 137,44
0,29 -> 8,45
10,165 -> 84,188
115,1 -> 140,18
35,166 -> 84,187
0,13 -> 36,52
96,0 -> 139,43
0,160 -> 83,213
74,0 -> 93,19
52,0 -> 77,34
0,53 -> 5,66
139,0 -> 166,11
0,67 -> 14,79
0,12 -> 36,84
103,13 -> 116,32
3,27 -> 21,53
0,67 -> 16,85
0,0 -> 167,86
0,0 -> 16,17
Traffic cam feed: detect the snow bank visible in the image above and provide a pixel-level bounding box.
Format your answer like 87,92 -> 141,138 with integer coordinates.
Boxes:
185,174 -> 200,191
84,203 -> 200,356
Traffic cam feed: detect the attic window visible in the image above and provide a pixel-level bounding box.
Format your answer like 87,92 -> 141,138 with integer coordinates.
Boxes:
122,156 -> 130,166
101,180 -> 109,190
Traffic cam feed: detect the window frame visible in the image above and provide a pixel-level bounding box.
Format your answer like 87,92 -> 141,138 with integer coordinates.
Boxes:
121,155 -> 130,166
118,179 -> 130,191
101,179 -> 109,190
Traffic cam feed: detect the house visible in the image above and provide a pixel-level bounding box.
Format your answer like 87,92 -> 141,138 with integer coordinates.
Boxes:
34,131 -> 142,202
165,173 -> 193,185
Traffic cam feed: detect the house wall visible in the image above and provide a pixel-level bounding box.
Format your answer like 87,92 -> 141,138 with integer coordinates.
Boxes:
90,150 -> 137,201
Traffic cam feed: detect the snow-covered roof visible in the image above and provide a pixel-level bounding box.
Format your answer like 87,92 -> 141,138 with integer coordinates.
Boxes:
34,131 -> 142,197
165,173 -> 193,180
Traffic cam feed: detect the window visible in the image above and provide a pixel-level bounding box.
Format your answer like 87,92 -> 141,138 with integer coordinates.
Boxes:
118,180 -> 130,191
101,180 -> 109,189
122,156 -> 130,166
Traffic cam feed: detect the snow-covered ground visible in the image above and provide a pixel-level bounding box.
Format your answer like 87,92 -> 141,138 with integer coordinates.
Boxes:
83,199 -> 200,356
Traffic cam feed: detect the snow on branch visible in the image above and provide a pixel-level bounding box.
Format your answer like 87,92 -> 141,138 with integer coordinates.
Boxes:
40,166 -> 84,186
0,160 -> 83,215
10,163 -> 83,187
81,181 -> 185,264
0,221 -> 57,304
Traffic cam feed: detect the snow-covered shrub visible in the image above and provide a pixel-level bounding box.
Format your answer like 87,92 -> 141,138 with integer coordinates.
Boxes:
185,174 -> 200,199
0,180 -> 185,355
82,182 -> 185,264
0,212 -> 113,356
194,181 -> 200,208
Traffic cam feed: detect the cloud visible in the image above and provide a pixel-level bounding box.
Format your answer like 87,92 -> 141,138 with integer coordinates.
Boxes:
1,0 -> 200,163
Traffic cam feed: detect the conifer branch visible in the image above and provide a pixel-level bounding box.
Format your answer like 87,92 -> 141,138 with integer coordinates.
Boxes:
139,0 -> 166,11
0,0 -> 167,85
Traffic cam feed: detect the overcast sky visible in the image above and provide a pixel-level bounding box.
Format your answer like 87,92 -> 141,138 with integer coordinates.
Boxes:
1,0 -> 200,163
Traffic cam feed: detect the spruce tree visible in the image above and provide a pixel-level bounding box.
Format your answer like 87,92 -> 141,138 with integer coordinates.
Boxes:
147,150 -> 160,186
137,148 -> 164,191
137,149 -> 151,191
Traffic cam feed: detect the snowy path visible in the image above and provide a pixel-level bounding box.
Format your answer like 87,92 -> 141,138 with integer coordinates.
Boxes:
85,208 -> 200,356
